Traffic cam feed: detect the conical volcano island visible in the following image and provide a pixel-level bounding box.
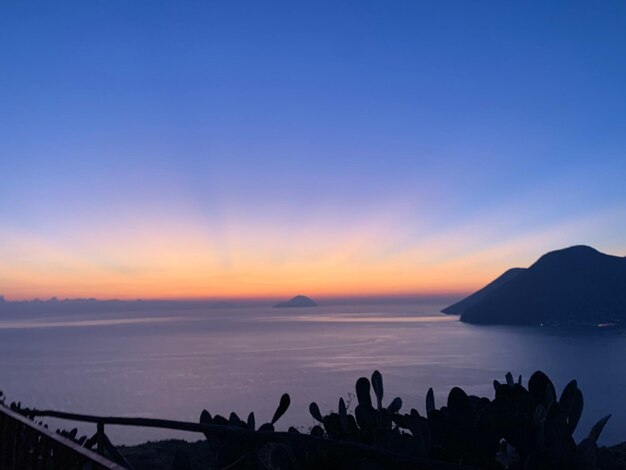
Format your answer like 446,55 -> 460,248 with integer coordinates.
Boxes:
273,295 -> 318,308
443,245 -> 626,326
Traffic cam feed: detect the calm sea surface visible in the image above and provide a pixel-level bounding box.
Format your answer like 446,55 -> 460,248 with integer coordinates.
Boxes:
0,304 -> 624,446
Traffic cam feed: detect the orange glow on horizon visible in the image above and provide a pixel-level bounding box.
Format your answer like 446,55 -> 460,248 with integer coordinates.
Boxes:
0,232 -> 501,301
1,262 -> 488,301
2,206 -> 623,302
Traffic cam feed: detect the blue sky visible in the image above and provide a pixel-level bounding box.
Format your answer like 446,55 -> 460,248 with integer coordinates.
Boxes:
1,1 -> 625,299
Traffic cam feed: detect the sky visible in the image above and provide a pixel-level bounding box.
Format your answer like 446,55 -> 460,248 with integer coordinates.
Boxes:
1,1 -> 625,300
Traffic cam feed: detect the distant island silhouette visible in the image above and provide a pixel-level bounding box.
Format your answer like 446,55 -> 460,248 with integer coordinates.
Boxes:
273,295 -> 318,308
443,245 -> 626,326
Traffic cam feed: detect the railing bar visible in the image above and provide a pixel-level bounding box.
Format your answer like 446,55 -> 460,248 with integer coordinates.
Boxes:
29,409 -> 475,470
37,433 -> 48,470
1,413 -> 11,469
35,429 -> 45,470
11,418 -> 18,469
23,422 -> 33,470
1,413 -> 8,469
28,422 -> 41,470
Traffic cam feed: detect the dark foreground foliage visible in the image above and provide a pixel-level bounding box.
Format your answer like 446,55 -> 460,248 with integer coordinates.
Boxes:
190,370 -> 613,469
2,371 -> 622,469
118,439 -> 626,470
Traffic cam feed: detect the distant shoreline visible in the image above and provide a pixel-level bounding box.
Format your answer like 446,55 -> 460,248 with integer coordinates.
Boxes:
0,295 -> 461,315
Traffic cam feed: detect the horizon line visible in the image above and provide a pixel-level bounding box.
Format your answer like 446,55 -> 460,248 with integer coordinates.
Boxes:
0,291 -> 468,304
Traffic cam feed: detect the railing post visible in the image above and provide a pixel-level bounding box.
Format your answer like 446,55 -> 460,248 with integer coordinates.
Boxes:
97,422 -> 106,453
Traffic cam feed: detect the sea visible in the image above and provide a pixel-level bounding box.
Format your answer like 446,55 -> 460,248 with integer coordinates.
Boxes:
0,303 -> 624,446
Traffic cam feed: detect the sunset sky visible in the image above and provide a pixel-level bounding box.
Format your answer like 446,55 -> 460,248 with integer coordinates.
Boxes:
1,1 -> 625,300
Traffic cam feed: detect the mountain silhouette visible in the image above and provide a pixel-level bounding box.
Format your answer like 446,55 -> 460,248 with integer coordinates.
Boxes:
442,268 -> 525,314
273,295 -> 318,308
456,245 -> 626,326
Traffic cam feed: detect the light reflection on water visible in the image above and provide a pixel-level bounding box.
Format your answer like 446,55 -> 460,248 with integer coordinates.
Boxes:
0,304 -> 624,446
260,314 -> 457,323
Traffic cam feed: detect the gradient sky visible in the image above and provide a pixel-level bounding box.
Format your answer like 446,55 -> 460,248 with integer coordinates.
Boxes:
1,1 -> 625,300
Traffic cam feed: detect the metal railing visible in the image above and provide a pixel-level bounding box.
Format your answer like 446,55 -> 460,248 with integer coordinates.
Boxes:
0,404 -> 125,470
24,408 -> 476,470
